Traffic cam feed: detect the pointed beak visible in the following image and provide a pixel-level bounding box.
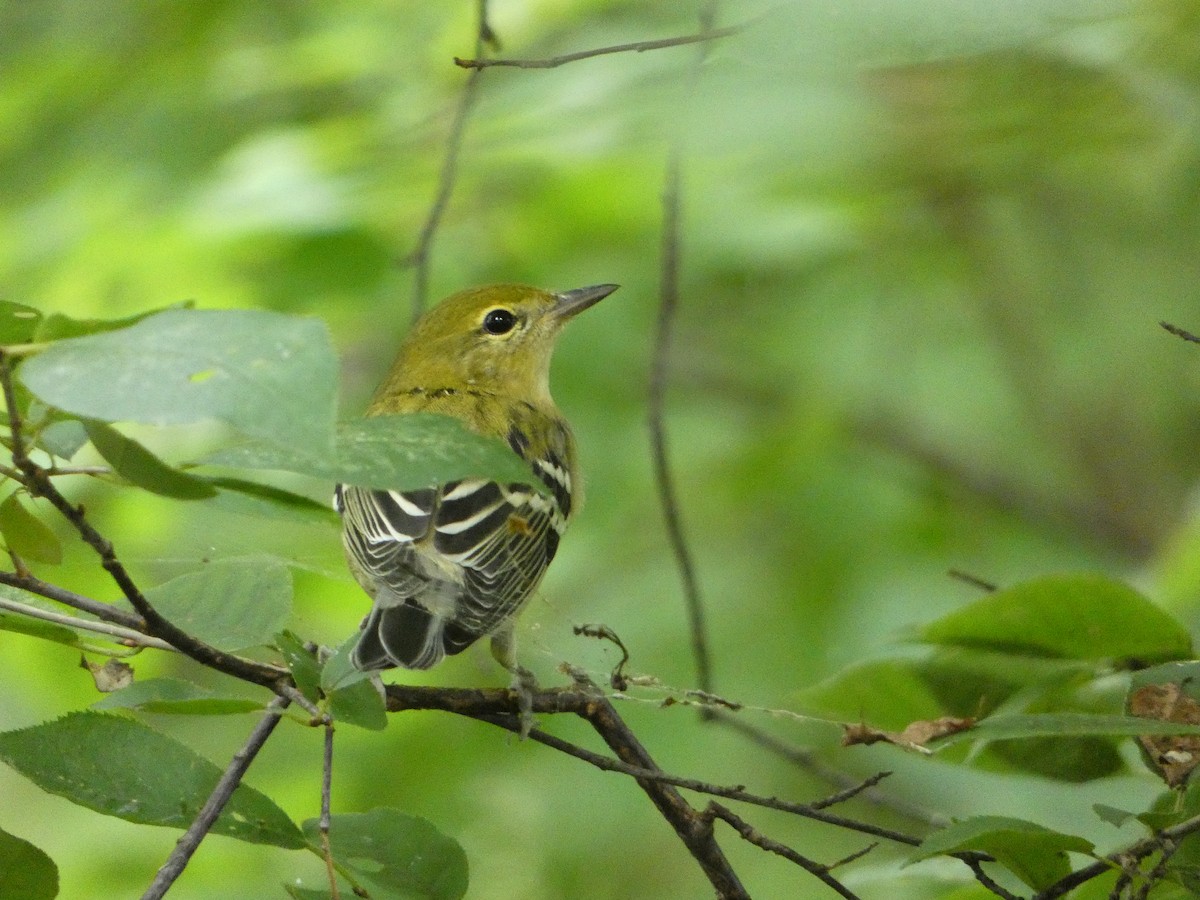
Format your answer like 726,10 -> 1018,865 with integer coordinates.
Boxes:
553,283 -> 620,320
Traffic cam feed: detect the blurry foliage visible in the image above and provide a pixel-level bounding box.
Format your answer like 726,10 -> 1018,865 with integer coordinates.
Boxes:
3,0 -> 1200,897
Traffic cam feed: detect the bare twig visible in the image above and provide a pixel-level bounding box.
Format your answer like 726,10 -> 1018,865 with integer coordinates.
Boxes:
1034,812 -> 1200,898
573,622 -> 631,689
405,0 -> 494,321
1161,320 -> 1200,344
946,568 -> 999,593
709,709 -> 944,828
649,4 -> 721,697
1133,836 -> 1178,900
142,695 -> 291,900
0,593 -> 175,651
961,855 -> 1024,900
386,681 -> 927,848
0,569 -> 147,630
320,722 -> 340,900
703,803 -> 865,899
454,25 -> 741,69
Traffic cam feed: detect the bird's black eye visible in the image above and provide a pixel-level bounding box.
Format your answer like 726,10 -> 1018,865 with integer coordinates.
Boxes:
482,308 -> 517,335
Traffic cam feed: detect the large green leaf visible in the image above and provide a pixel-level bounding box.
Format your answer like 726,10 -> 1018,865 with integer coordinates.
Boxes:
294,809 -> 468,900
0,712 -> 304,848
145,556 -> 293,652
919,574 -> 1192,662
911,815 -> 1094,891
0,826 -> 58,900
206,413 -> 539,493
83,420 -> 216,500
20,308 -> 337,455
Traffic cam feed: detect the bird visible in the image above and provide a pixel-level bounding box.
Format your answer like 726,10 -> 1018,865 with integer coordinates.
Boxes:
334,282 -> 617,728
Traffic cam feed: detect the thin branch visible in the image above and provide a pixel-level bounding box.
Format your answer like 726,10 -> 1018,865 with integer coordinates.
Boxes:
710,709 -> 944,828
405,0 -> 494,321
1133,836 -> 1178,900
0,593 -> 175,651
142,695 -> 291,900
0,569 -> 147,630
649,6 -> 720,698
386,681 -> 927,848
0,354 -> 287,689
961,855 -> 1024,900
1035,811 -> 1200,899
454,25 -> 741,70
704,802 -> 864,900
1161,320 -> 1200,344
320,722 -> 340,900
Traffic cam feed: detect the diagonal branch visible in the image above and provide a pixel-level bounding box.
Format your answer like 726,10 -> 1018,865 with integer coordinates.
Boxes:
142,695 -> 291,900
649,3 -> 721,697
703,802 -> 866,899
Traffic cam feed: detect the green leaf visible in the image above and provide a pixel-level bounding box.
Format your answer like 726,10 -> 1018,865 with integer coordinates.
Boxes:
20,308 -> 337,455
798,659 -> 947,729
933,712 -> 1200,747
299,809 -> 468,900
83,420 -> 216,500
911,815 -> 1094,891
32,304 -> 190,342
206,414 -> 539,493
145,557 -> 292,652
919,574 -> 1192,662
35,419 -> 88,461
92,678 -> 264,715
0,301 -> 44,345
328,679 -> 387,731
275,631 -> 321,703
1093,804 -> 1139,828
205,476 -> 339,525
0,826 -> 58,900
0,711 -> 304,848
0,494 -> 62,564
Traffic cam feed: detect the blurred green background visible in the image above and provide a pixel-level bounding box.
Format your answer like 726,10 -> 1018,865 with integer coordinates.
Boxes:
3,0 -> 1200,897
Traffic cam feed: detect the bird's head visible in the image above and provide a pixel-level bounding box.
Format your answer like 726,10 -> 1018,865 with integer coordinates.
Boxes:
373,283 -> 618,409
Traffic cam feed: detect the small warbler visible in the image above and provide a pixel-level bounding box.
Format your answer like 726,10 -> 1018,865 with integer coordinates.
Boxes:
335,283 -> 617,718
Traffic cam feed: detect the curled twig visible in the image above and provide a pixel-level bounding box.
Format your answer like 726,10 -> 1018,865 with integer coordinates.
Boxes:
573,622 -> 631,689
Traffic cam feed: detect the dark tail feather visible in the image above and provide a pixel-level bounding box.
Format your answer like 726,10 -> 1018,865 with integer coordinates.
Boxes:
352,600 -> 446,671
